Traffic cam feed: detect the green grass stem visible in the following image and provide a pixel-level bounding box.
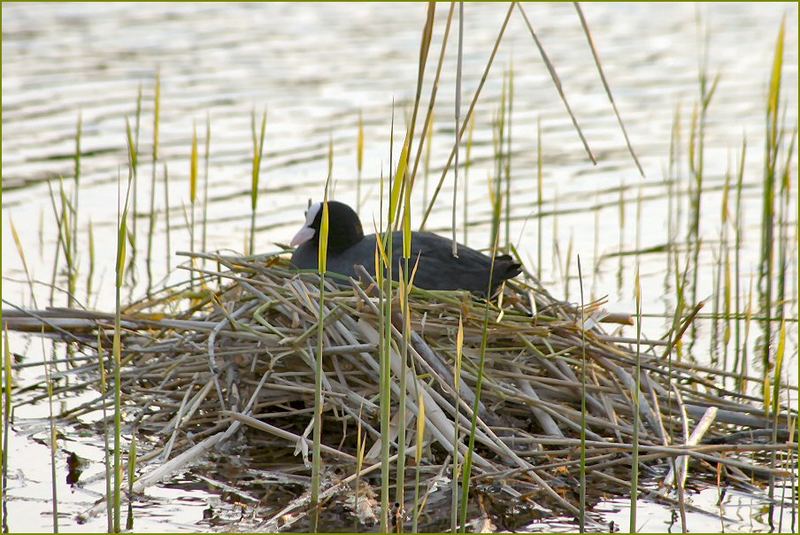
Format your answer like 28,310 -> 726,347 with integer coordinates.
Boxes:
420,2 -> 514,230
310,150 -> 332,532
629,266 -> 642,533
458,227 -> 501,532
146,72 -> 161,295
463,113 -> 475,246
2,328 -> 12,533
132,85 -> 142,241
71,113 -> 82,309
536,117 -> 543,280
249,109 -> 267,255
356,110 -> 364,212
86,220 -> 95,304
577,255 -> 587,532
113,167 -> 133,532
202,113 -> 212,258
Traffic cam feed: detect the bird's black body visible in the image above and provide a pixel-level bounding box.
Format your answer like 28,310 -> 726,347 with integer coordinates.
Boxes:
290,201 -> 521,294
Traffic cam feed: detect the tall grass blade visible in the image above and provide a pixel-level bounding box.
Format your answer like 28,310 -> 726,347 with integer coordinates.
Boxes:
356,110 -> 364,212
72,113 -> 83,305
391,1 -> 435,236
629,265 -> 642,532
190,122 -> 200,276
732,138 -> 746,391
420,2 -> 515,229
759,18 -> 785,391
310,157 -> 332,532
379,106 -> 397,534
125,434 -> 137,530
250,109 -> 267,255
146,71 -> 161,295
769,319 -> 787,504
2,328 -> 12,533
190,124 -> 198,206
536,117 -> 543,280
132,85 -> 142,240
577,255 -> 587,532
412,389 -> 426,533
518,3 -> 596,164
771,319 -> 786,418
459,230 -> 500,532
153,70 -> 160,161
463,113 -> 474,245
389,138 -> 411,230
113,166 -> 134,533
57,178 -> 77,310
504,62 -> 514,250
408,0 -> 456,208
96,332 -> 113,532
451,314 -> 464,533
354,403 -> 365,532
162,163 -> 171,274
202,113 -> 212,257
9,217 -> 35,303
452,1 -> 464,257
573,2 -> 644,176
398,8 -> 437,525
86,220 -> 95,304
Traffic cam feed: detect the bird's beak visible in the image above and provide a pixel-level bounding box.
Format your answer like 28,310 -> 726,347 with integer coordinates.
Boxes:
290,226 -> 315,247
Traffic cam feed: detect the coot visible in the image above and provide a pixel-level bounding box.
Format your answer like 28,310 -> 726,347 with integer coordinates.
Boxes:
290,201 -> 521,294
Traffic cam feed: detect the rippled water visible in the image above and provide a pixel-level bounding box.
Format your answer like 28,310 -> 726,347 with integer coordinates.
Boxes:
2,2 -> 797,532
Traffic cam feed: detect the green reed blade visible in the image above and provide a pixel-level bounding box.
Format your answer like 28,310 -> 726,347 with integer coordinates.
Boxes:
310,160 -> 332,532
577,255 -> 587,532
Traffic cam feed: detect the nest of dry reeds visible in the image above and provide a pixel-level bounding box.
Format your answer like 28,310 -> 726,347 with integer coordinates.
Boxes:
5,251 -> 796,530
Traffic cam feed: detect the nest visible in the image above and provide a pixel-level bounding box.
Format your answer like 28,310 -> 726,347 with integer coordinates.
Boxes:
5,251 -> 796,530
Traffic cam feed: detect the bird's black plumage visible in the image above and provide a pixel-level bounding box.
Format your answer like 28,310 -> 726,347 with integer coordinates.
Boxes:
290,201 -> 521,294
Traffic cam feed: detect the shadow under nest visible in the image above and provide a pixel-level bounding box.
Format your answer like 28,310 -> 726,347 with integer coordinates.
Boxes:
5,251 -> 796,530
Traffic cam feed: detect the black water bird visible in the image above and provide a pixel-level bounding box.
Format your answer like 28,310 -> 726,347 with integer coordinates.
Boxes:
290,200 -> 521,294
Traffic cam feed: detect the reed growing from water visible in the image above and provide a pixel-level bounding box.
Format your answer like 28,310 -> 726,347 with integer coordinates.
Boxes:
163,163 -> 172,274
86,220 -> 95,304
95,332 -> 113,533
146,71 -> 161,295
420,2 -> 514,230
189,122 -> 200,278
356,110 -> 364,212
577,255 -> 587,533
378,110 -> 395,534
462,113 -> 475,246
629,266 -> 642,532
71,113 -> 82,309
9,216 -> 60,531
2,327 -> 12,533
759,19 -> 786,407
458,232 -> 498,533
113,158 -> 134,531
250,109 -> 267,256
504,64 -> 514,251
536,118 -> 543,281
202,113 -> 212,257
687,26 -> 720,351
125,433 -> 137,530
131,85 -> 142,243
309,148 -> 332,532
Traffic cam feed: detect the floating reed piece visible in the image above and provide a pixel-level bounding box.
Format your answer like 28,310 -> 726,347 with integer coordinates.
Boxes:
3,253 -> 797,529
